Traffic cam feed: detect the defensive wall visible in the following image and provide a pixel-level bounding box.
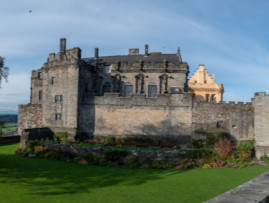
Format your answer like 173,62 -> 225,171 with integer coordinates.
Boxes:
79,93 -> 193,140
192,101 -> 254,141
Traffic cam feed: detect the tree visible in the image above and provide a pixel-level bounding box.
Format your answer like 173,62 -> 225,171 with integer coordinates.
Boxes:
0,57 -> 9,87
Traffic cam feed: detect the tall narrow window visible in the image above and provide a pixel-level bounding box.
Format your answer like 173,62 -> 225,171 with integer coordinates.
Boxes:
102,82 -> 111,95
211,94 -> 215,102
38,90 -> 42,100
38,72 -> 42,79
148,85 -> 157,98
51,77 -> 56,84
55,113 -> 61,121
206,94 -> 209,102
135,73 -> 145,93
55,95 -> 63,103
124,85 -> 133,97
104,66 -> 111,74
159,74 -> 168,94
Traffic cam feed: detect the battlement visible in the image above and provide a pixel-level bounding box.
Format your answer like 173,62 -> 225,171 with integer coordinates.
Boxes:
84,93 -> 193,108
194,100 -> 252,109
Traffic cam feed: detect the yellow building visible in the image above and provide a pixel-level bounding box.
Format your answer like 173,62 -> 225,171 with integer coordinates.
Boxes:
188,64 -> 224,103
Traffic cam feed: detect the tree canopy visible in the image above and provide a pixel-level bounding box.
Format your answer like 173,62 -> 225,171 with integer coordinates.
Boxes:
0,57 -> 9,88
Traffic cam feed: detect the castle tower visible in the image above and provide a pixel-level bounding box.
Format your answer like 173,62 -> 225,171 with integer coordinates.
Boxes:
188,64 -> 224,103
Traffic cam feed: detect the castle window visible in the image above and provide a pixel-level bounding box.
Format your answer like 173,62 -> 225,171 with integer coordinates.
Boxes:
148,85 -> 157,98
124,85 -> 133,97
102,82 -> 111,95
55,95 -> 63,103
51,77 -> 56,84
159,74 -> 168,94
211,94 -> 215,102
38,72 -> 42,79
206,94 -> 209,102
38,90 -> 42,100
104,66 -> 111,74
135,73 -> 145,94
55,113 -> 61,121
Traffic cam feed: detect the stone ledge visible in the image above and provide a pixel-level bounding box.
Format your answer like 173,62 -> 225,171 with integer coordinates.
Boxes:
205,170 -> 269,203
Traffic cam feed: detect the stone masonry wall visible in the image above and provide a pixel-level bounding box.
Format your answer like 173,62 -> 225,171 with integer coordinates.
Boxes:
78,93 -> 193,138
192,101 -> 254,141
252,92 -> 269,158
18,104 -> 42,135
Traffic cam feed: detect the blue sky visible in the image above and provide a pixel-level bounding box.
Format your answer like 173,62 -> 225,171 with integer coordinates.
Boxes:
1,0 -> 269,114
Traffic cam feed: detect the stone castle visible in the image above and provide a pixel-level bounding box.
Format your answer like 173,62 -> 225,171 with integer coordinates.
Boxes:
18,38 -> 269,158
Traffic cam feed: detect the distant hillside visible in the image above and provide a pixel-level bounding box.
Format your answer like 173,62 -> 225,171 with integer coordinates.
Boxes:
0,115 -> 18,123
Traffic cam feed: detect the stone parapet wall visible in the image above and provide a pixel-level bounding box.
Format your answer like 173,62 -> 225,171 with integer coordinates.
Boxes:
78,93 -> 193,137
192,101 -> 254,141
18,104 -> 42,135
40,143 -> 182,162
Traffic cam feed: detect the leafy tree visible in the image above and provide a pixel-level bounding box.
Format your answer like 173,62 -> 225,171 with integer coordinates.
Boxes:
0,57 -> 9,87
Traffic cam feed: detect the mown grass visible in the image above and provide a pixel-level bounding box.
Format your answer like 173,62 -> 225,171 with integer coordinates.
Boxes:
0,143 -> 268,203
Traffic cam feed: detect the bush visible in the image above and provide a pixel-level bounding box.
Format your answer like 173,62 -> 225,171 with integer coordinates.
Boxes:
212,160 -> 226,167
75,132 -> 89,142
125,155 -> 140,168
236,140 -> 255,159
55,132 -> 69,142
214,137 -> 234,158
34,146 -> 47,156
189,139 -> 204,148
104,150 -> 130,165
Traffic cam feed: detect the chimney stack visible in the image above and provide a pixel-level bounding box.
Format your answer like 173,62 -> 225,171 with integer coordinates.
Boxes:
212,74 -> 215,80
95,47 -> 99,58
177,47 -> 182,62
60,38 -> 66,53
145,44 -> 149,55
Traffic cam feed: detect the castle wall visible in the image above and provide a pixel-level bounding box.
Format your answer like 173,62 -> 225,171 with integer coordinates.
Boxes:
78,93 -> 193,138
252,92 -> 269,158
192,101 -> 254,141
18,104 -> 42,135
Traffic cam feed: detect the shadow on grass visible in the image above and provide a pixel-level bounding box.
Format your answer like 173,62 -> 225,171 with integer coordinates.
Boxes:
0,153 -> 187,196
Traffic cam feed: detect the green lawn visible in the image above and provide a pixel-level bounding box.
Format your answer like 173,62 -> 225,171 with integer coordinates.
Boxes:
0,143 -> 268,203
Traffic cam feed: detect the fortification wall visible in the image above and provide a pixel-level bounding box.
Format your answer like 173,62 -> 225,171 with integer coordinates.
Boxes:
192,101 -> 254,141
18,104 -> 42,135
252,92 -> 269,158
78,93 -> 193,138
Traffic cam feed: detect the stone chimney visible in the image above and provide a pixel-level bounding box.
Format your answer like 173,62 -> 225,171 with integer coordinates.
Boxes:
212,74 -> 215,80
95,48 -> 99,58
177,47 -> 182,62
199,64 -> 205,69
60,38 -> 66,53
145,44 -> 149,55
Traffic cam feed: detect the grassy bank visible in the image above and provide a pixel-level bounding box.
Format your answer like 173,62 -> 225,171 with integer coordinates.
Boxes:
0,143 -> 267,203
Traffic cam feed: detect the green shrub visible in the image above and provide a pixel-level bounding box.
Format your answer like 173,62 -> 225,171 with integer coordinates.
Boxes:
106,136 -> 116,142
124,155 -> 140,168
236,140 -> 255,158
189,139 -> 204,148
55,132 -> 69,142
75,132 -> 89,142
104,150 -> 130,164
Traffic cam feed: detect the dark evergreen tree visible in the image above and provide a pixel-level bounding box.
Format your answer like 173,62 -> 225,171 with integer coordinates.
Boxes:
0,57 -> 9,87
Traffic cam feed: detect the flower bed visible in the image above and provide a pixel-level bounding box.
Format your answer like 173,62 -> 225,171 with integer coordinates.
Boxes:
16,130 -> 257,169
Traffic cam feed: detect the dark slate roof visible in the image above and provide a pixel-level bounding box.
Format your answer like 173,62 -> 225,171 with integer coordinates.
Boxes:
82,53 -> 182,65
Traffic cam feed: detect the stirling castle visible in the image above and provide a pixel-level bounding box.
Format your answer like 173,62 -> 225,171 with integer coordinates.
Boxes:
18,38 -> 269,158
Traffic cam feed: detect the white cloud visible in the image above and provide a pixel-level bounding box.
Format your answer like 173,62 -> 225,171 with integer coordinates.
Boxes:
0,74 -> 30,111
